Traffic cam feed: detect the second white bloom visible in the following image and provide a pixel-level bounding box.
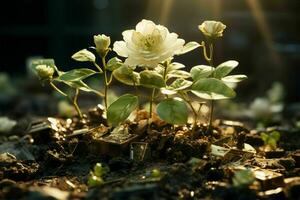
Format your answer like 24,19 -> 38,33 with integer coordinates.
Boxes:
198,20 -> 226,38
113,19 -> 185,68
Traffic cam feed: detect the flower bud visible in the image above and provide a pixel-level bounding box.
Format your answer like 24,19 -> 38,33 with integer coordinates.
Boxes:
94,34 -> 111,57
198,21 -> 226,38
35,65 -> 54,79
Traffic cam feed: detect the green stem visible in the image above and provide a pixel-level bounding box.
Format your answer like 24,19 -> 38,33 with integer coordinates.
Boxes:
209,44 -> 214,131
94,62 -> 103,73
102,57 -> 108,112
162,62 -> 169,98
148,88 -> 156,126
180,92 -> 198,134
49,82 -> 83,119
205,42 -> 214,132
163,62 -> 168,81
201,41 -> 215,132
208,100 -> 214,131
49,82 -> 67,97
208,43 -> 214,66
73,88 -> 83,119
201,41 -> 211,62
132,79 -> 140,122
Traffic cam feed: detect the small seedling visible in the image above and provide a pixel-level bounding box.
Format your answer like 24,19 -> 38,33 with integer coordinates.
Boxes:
151,169 -> 161,178
87,174 -> 104,187
87,163 -> 109,187
260,131 -> 281,150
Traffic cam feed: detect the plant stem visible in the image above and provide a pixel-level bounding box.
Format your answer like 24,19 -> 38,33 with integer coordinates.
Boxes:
49,81 -> 83,119
163,62 -> 168,81
148,88 -> 156,126
208,100 -> 214,131
73,88 -> 83,119
133,79 -> 140,120
180,92 -> 198,135
202,41 -> 215,133
162,61 -> 169,98
208,43 -> 214,132
201,41 -> 211,63
49,82 -> 67,97
101,57 -> 108,112
94,63 -> 102,73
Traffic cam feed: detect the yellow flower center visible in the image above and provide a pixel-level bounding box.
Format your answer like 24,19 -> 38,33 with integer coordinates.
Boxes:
133,29 -> 163,51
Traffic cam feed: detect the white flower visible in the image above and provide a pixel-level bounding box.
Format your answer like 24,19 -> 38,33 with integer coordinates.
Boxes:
35,65 -> 54,79
113,19 -> 185,68
198,21 -> 226,38
94,34 -> 111,57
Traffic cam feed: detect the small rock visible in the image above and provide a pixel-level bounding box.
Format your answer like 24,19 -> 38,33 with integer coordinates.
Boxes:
28,186 -> 69,200
0,179 -> 16,189
284,177 -> 300,200
278,157 -> 296,170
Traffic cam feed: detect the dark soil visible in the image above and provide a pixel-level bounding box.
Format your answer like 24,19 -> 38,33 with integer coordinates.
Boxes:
1,108 -> 300,200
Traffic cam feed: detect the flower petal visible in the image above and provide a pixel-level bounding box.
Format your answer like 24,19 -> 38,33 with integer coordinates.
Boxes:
122,30 -> 134,43
113,41 -> 128,57
136,19 -> 156,35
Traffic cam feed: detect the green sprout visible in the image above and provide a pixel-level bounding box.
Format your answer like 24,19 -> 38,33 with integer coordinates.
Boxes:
260,131 -> 281,150
87,163 -> 109,187
151,168 -> 161,178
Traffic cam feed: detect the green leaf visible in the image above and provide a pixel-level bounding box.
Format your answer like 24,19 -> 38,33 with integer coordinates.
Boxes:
161,79 -> 192,95
190,65 -> 214,80
113,65 -> 140,86
107,94 -> 138,126
167,70 -> 190,80
270,131 -> 280,141
160,88 -> 177,95
214,60 -> 239,79
140,70 -> 166,88
168,62 -> 185,71
191,78 -> 236,100
177,41 -> 201,55
155,62 -> 185,77
54,79 -> 102,96
260,132 -> 269,143
169,79 -> 192,91
71,49 -> 96,62
156,98 -> 188,125
56,68 -> 97,82
106,57 -> 123,71
222,75 -> 247,83
261,131 -> 280,149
